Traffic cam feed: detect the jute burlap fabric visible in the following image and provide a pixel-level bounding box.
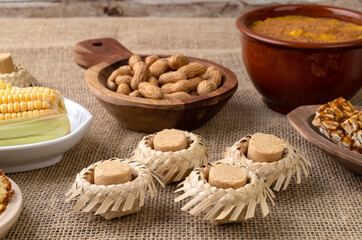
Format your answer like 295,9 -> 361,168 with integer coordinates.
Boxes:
1,18 -> 361,239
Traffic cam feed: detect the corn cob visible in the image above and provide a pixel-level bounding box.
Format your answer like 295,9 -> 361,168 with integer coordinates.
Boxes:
0,79 -> 70,146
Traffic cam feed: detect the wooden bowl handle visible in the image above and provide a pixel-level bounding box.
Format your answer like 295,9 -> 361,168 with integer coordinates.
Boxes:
74,38 -> 133,69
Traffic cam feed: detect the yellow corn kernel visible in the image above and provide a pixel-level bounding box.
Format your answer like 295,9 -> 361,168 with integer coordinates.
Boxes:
20,102 -> 27,112
17,112 -> 22,118
13,103 -> 20,112
39,109 -> 45,116
7,103 -> 13,113
1,104 -> 7,113
27,102 -> 34,111
34,100 -> 42,110
6,83 -> 12,89
22,112 -> 28,117
0,82 -> 6,90
33,110 -> 39,115
24,93 -> 30,102
36,92 -> 43,101
2,96 -> 7,104
12,94 -> 19,103
29,93 -> 36,101
11,113 -> 17,119
4,113 -> 11,120
42,92 -> 50,102
27,111 -> 33,116
18,93 -> 25,102
0,114 -> 4,120
42,101 -> 51,109
7,94 -> 13,104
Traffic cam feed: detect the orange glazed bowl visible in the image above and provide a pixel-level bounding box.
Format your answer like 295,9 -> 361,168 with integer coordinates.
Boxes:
236,5 -> 362,113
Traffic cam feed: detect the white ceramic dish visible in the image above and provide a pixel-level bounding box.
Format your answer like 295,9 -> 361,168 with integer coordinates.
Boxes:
0,178 -> 22,239
0,98 -> 93,173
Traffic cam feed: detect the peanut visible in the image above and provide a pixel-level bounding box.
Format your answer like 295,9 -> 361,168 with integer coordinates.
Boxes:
116,83 -> 131,95
129,90 -> 142,98
150,59 -> 170,77
208,70 -> 222,87
190,91 -> 198,96
188,76 -> 203,91
130,61 -> 150,90
177,62 -> 207,78
107,80 -> 118,91
161,80 -> 191,94
145,55 -> 159,67
164,92 -> 191,99
138,82 -> 163,99
115,75 -> 132,85
202,66 -> 216,79
129,55 -> 142,68
147,76 -> 159,87
159,71 -> 187,85
197,80 -> 217,95
107,54 -> 222,100
168,54 -> 188,70
108,65 -> 133,82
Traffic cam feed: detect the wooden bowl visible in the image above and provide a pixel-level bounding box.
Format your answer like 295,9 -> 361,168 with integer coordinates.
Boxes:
236,5 -> 362,113
74,38 -> 238,133
287,105 -> 362,175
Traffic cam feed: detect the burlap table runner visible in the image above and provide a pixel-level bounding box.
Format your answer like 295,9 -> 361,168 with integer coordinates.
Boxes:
0,18 -> 361,240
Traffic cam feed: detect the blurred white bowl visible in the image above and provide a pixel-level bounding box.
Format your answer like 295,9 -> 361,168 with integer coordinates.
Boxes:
0,98 -> 93,173
0,178 -> 22,239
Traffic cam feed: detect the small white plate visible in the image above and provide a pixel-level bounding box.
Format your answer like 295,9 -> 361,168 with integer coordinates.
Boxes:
0,98 -> 93,173
0,178 -> 22,239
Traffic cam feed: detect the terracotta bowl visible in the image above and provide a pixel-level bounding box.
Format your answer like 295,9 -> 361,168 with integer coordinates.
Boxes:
74,38 -> 238,133
236,5 -> 362,113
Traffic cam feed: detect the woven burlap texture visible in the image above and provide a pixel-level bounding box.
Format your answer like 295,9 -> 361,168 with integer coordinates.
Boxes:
1,18 -> 361,240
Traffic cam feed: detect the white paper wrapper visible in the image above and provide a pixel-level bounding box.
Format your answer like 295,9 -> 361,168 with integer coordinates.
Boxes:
174,158 -> 275,225
65,158 -> 156,219
0,64 -> 39,87
224,134 -> 311,191
132,131 -> 208,184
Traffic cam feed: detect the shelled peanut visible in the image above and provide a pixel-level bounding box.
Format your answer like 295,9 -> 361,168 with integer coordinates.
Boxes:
106,54 -> 223,99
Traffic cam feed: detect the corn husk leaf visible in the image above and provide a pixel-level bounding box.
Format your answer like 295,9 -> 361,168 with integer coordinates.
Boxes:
224,134 -> 311,191
175,158 -> 275,225
0,114 -> 70,146
132,131 -> 208,184
65,158 -> 156,220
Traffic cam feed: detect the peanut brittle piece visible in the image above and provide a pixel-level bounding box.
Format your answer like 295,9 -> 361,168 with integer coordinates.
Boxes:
341,112 -> 362,153
312,97 -> 358,145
